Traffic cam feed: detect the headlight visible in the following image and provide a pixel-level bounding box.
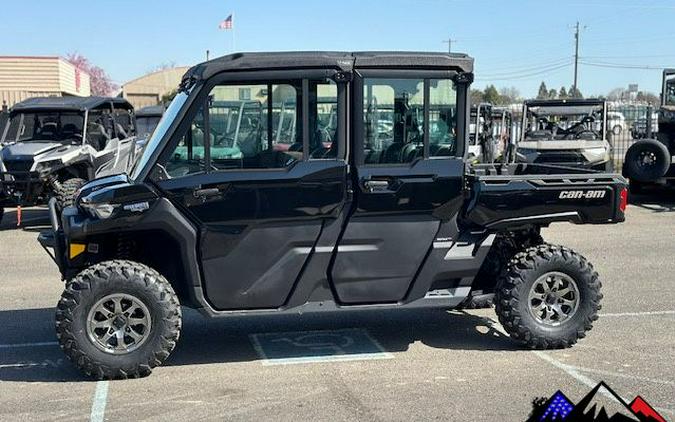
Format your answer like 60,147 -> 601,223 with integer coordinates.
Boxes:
585,147 -> 609,162
35,159 -> 63,177
80,202 -> 118,219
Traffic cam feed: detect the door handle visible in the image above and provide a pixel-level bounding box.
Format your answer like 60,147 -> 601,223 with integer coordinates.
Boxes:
363,179 -> 390,192
193,187 -> 220,198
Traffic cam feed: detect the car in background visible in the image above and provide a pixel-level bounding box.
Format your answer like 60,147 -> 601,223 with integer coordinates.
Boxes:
516,99 -> 612,172
607,111 -> 626,137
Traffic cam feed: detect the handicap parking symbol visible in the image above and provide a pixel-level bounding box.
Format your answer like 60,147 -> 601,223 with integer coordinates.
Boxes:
250,328 -> 392,365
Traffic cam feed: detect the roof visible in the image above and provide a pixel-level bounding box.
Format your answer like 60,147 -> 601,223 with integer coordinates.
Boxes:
135,104 -> 166,117
183,51 -> 474,83
11,96 -> 133,113
524,98 -> 605,107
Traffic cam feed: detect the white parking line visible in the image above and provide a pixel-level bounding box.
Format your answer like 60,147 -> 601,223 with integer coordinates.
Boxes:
90,381 -> 109,422
600,310 -> 675,317
0,341 -> 58,349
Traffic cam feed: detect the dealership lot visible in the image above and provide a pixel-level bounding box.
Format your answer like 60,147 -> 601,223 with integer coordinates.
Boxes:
0,195 -> 674,421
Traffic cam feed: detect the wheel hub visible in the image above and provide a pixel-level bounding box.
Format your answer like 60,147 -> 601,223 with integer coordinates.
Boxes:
527,271 -> 580,326
86,293 -> 152,355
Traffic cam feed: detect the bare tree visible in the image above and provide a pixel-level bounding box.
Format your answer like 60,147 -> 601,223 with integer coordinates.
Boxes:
66,53 -> 119,96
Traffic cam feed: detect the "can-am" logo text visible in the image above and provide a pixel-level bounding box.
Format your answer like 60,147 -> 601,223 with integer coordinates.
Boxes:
559,190 -> 607,199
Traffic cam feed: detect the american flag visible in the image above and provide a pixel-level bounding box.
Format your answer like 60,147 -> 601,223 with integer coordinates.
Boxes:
218,14 -> 233,30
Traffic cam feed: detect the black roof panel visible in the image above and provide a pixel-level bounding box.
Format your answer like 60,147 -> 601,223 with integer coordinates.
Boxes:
183,51 -> 473,83
11,96 -> 133,113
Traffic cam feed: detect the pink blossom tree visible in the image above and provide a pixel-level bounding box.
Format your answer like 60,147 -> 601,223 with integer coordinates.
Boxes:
66,53 -> 119,96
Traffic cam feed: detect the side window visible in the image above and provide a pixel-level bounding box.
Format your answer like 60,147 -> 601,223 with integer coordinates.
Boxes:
86,109 -> 113,151
208,83 -> 302,170
113,108 -> 133,138
363,78 -> 424,164
428,79 -> 458,157
165,107 -> 207,178
362,78 -> 458,164
310,80 -> 338,158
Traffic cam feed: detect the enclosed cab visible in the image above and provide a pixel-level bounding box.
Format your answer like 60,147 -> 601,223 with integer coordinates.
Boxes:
134,105 -> 165,141
516,99 -> 612,171
0,97 -> 137,222
38,52 -> 626,379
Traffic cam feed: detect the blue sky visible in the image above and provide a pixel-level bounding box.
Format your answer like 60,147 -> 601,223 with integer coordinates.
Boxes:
4,0 -> 675,97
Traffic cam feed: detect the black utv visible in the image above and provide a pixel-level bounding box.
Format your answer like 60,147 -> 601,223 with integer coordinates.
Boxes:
39,52 -> 627,379
624,69 -> 675,192
0,97 -> 137,224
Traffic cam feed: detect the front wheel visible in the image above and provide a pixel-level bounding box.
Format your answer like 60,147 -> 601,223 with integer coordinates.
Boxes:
54,177 -> 86,209
495,244 -> 602,349
55,260 -> 182,379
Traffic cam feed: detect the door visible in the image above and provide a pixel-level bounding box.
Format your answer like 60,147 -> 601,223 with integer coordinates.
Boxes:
154,75 -> 348,310
330,74 -> 466,304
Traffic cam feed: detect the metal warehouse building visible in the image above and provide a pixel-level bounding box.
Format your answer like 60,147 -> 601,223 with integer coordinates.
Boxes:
0,56 -> 91,108
120,67 -> 189,109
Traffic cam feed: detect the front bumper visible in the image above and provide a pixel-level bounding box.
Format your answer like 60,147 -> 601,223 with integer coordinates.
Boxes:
38,198 -> 66,276
0,171 -> 47,206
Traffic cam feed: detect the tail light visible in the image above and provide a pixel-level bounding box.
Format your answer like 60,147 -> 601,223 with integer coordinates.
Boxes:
619,187 -> 628,213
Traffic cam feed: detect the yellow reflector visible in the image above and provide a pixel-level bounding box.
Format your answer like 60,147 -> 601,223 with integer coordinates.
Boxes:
69,243 -> 86,259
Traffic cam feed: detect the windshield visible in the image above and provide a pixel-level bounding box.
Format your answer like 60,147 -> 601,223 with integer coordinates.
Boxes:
665,74 -> 675,106
524,104 -> 604,141
130,91 -> 191,180
2,111 -> 84,144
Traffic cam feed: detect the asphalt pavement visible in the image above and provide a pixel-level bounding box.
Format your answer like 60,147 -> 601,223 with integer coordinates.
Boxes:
0,191 -> 673,421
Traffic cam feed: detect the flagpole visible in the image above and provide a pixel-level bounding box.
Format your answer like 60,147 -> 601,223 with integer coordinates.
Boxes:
232,13 -> 236,52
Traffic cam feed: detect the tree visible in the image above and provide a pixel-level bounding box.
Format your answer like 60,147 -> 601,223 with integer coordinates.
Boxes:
537,82 -> 549,100
66,53 -> 118,96
470,89 -> 484,105
569,86 -> 583,99
559,87 -> 568,99
607,87 -> 626,101
548,88 -> 558,99
636,91 -> 659,105
499,86 -> 521,105
483,85 -> 501,105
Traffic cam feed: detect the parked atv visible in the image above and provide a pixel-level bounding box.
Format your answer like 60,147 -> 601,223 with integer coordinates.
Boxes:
39,52 -> 627,379
0,97 -> 138,224
516,99 -> 613,172
623,69 -> 675,192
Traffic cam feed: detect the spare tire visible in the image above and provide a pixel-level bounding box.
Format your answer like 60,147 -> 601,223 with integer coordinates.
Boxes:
624,139 -> 670,182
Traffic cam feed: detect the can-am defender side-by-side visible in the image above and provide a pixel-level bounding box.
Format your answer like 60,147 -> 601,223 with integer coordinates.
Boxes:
516,99 -> 613,172
623,69 -> 675,192
39,52 -> 627,379
0,97 -> 138,224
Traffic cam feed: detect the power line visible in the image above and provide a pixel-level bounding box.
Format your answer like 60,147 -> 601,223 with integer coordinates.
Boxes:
475,61 -> 572,81
579,60 -> 667,70
478,57 -> 573,77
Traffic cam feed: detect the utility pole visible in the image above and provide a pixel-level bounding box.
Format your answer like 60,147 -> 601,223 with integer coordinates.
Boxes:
573,21 -> 580,96
206,50 -> 210,61
442,38 -> 455,53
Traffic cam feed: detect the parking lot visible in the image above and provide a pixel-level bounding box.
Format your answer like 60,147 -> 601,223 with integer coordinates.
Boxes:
0,193 -> 674,421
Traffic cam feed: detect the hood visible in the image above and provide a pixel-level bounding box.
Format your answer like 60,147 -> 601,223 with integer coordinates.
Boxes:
1,142 -> 62,160
78,174 -> 131,198
518,139 -> 607,151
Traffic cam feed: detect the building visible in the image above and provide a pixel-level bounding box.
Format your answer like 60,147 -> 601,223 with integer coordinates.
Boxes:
0,56 -> 91,108
120,67 -> 190,109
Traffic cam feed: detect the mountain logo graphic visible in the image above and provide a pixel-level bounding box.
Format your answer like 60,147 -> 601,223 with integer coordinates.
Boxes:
528,382 -> 666,421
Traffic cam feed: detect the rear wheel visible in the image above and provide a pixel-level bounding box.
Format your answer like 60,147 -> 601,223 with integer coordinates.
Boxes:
55,178 -> 86,209
624,140 -> 670,182
55,260 -> 181,379
495,244 -> 601,349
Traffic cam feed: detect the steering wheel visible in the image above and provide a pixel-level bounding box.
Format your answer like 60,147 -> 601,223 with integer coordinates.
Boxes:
575,130 -> 598,140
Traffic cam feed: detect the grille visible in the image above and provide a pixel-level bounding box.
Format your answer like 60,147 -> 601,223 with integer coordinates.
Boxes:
535,152 -> 586,164
3,159 -> 34,181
